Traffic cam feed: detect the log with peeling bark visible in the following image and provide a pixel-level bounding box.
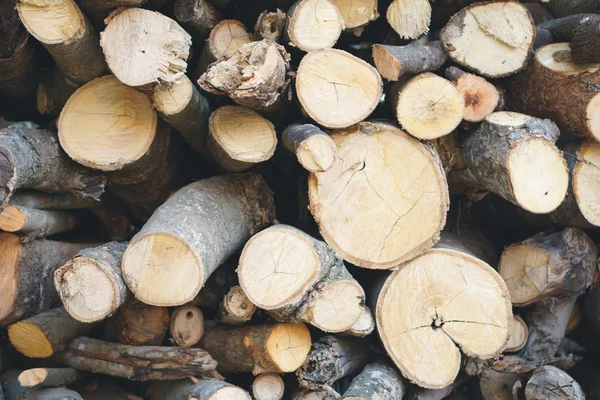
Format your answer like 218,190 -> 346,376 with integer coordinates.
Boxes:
440,2 -> 535,78
254,10 -> 286,41
106,301 -> 169,346
284,0 -> 343,52
539,14 -> 600,64
0,205 -> 79,240
506,315 -> 528,353
341,306 -> 374,337
169,305 -> 204,347
218,286 -> 256,325
445,66 -> 500,123
372,41 -> 446,81
253,374 -> 285,400
36,68 -> 79,117
149,379 -> 251,400
329,0 -> 377,35
239,225 -> 365,333
54,241 -> 127,323
386,0 -> 431,39
524,366 -> 584,400
449,112 -> 568,214
18,368 -> 80,388
282,124 -> 337,173
375,233 -> 512,389
341,361 -> 406,400
199,323 -> 311,374
19,387 -> 83,400
60,337 -> 218,380
308,121 -> 449,269
174,0 -> 221,39
122,173 -> 275,306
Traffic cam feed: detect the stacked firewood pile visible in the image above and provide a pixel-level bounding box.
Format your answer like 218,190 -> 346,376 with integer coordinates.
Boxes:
1,0 -> 600,398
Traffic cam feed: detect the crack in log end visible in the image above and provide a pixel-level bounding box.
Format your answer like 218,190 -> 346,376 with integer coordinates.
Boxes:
0,147 -> 15,209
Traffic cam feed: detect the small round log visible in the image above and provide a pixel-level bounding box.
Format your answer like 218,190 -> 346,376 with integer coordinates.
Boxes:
169,305 -> 204,347
284,0 -> 343,52
252,374 -> 285,400
218,286 -> 256,325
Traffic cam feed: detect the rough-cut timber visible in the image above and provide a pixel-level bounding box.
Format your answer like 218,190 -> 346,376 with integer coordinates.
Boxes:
510,43 -> 600,142
106,301 -> 169,346
16,0 -> 106,84
122,173 -> 275,306
61,337 -> 218,380
392,72 -> 464,139
445,66 -> 500,122
525,366 -> 584,399
169,305 -> 204,347
8,308 -> 92,358
386,0 -> 431,39
254,10 -> 286,41
253,374 -> 285,400
0,127 -> 105,210
545,0 -> 600,17
239,225 -> 365,332
100,8 -> 191,88
450,112 -> 568,214
284,0 -> 343,52
308,121 -> 449,269
329,0 -> 377,35
149,379 -> 251,400
282,124 -> 337,173
506,315 -> 528,352
0,205 -> 78,239
54,242 -> 127,323
341,361 -> 406,400
196,19 -> 252,76
36,69 -> 79,116
218,286 -> 256,325
296,50 -> 382,129
539,14 -> 600,64
342,306 -> 375,337
375,233 -> 512,389
174,0 -> 221,39
200,323 -> 311,374
296,336 -> 368,390
440,2 -> 535,78
19,388 -> 83,400
199,41 -> 291,113
18,368 -> 81,388
0,233 -> 91,328
208,106 -> 277,171
373,41 -> 446,81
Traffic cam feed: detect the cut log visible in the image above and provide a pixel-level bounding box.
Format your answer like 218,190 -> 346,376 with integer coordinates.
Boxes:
0,234 -> 91,328
238,225 -> 365,332
196,19 -> 253,76
0,205 -> 78,239
60,337 -> 218,380
296,336 -> 368,390
16,0 -> 106,84
0,127 -> 106,209
19,388 -> 83,400
509,43 -> 600,142
100,8 -> 191,88
169,305 -> 204,347
208,106 -> 277,171
174,0 -> 221,39
375,233 -> 512,389
545,0 -> 600,17
254,10 -> 286,41
440,2 -> 535,78
341,361 -> 406,400
539,14 -> 600,64
295,49 -> 382,129
199,323 -> 311,374
18,368 -> 81,388
54,242 -> 128,323
449,112 -> 568,214
525,366 -> 584,400
149,379 -> 251,400
445,66 -> 500,123
218,286 -> 256,325
506,315 -> 528,353
479,369 -> 519,400
386,0 -> 431,39
122,173 -> 275,306
308,121 -> 449,269
281,124 -> 337,173
36,69 -> 79,117
152,75 -> 211,153
392,72 -> 464,139
198,41 -> 291,113
284,0 -> 343,52
252,374 -> 285,400
329,0 -> 377,35
8,308 -> 93,358
106,301 -> 169,346
341,306 -> 374,337
372,41 -> 446,81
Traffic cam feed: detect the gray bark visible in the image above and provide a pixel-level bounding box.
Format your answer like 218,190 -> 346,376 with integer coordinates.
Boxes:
6,206 -> 78,240
342,361 -> 407,400
373,41 -> 447,80
525,366 -> 584,399
540,14 -> 600,64
18,388 -> 83,400
174,0 -> 221,39
9,191 -> 95,210
149,379 -> 250,400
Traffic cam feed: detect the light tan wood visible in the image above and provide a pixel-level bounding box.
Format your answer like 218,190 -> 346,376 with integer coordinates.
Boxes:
218,286 -> 256,325
571,141 -> 600,226
253,374 -> 285,400
386,0 -> 431,39
330,0 -> 378,35
342,306 -> 375,337
282,124 -> 337,173
0,205 -> 26,231
169,305 -> 204,347
506,315 -> 528,352
285,0 -> 344,52
197,19 -> 253,75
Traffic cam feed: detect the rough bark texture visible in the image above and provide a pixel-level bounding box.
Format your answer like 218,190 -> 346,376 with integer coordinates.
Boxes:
254,10 -> 286,41
524,366 -> 584,399
174,0 -> 221,39
540,14 -> 600,64
19,388 -> 83,400
149,379 -> 251,400
546,0 -> 600,17
341,361 -> 407,400
281,124 -> 337,173
18,368 -> 81,388
105,301 -> 169,346
36,69 -> 80,117
60,337 -> 218,381
372,41 -> 447,81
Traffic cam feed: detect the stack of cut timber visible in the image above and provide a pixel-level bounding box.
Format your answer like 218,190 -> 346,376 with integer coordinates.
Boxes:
1,0 -> 600,398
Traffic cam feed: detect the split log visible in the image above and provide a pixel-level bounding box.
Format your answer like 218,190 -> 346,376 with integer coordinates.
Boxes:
449,112 -> 568,214
121,173 -> 275,306
329,0 -> 377,35
479,369 -> 518,400
199,323 -> 311,374
152,75 -> 211,153
18,368 -> 81,388
295,49 -> 382,129
372,41 -> 446,81
238,225 -> 365,332
308,121 -> 449,269
198,41 -> 291,113
149,379 -> 251,400
217,286 -> 256,325
525,366 -> 584,400
509,43 -> 600,142
296,336 -> 368,390
60,337 -> 218,380
254,10 -> 286,41
445,66 -> 500,123
341,306 -> 374,337
506,315 -> 528,353
341,361 -> 406,400
169,305 -> 204,347
16,0 -> 106,84
54,242 -> 128,323
0,127 -> 106,209
36,68 -> 79,116
539,14 -> 600,64
100,8 -> 191,88
440,2 -> 535,78
19,388 -> 83,400
545,0 -> 600,17
0,205 -> 78,239
196,19 -> 253,76
253,374 -> 284,400
284,0 -> 343,52
174,0 -> 221,39
106,301 -> 169,346
208,106 -> 277,171
386,0 -> 431,39
375,233 -> 512,389
0,234 -> 91,328
391,72 -> 464,139
282,124 -> 336,173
